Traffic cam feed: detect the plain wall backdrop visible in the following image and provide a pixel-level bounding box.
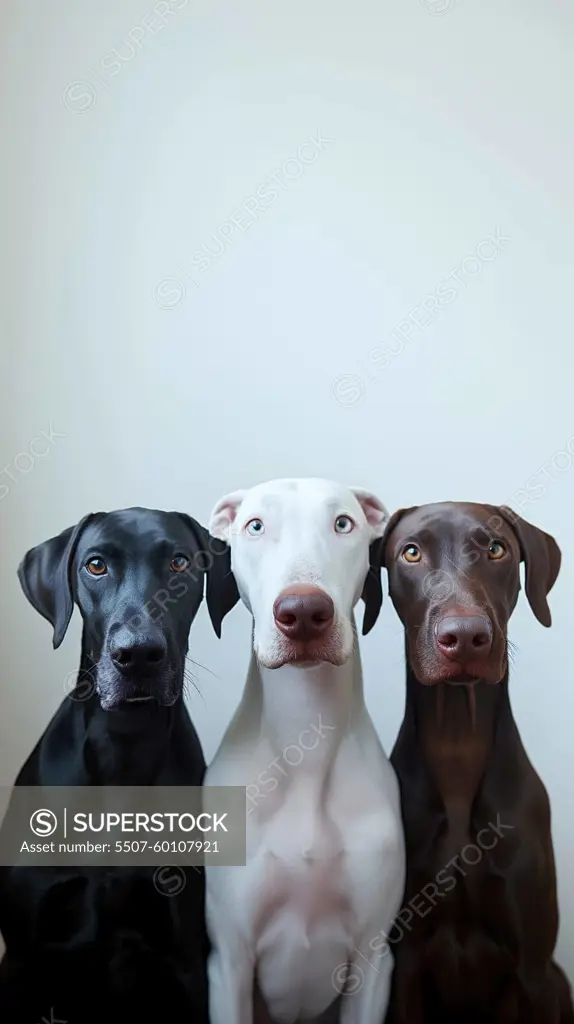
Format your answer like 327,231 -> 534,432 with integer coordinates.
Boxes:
1,0 -> 573,971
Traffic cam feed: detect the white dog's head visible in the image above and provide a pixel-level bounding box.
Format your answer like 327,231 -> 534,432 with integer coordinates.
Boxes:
207,478 -> 388,669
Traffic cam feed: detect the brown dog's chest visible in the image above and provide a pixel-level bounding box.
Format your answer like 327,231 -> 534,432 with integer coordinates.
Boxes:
404,806 -> 518,926
399,820 -> 523,1016
397,688 -> 527,1014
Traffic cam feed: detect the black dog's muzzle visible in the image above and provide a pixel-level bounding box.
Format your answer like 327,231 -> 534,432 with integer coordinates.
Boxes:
94,621 -> 182,709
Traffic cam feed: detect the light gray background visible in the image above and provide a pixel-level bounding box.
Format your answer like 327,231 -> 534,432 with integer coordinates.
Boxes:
1,0 -> 573,971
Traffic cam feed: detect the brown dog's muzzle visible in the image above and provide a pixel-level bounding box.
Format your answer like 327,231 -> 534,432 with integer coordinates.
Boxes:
435,614 -> 493,664
422,605 -> 504,685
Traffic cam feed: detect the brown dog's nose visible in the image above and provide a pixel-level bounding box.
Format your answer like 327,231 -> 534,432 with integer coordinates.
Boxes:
273,586 -> 335,642
436,615 -> 493,662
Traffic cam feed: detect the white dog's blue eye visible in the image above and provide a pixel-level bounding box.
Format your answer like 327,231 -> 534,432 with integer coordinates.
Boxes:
334,515 -> 354,534
246,518 -> 264,536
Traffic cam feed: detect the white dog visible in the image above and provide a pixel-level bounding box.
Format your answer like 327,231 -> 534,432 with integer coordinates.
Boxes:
204,478 -> 405,1024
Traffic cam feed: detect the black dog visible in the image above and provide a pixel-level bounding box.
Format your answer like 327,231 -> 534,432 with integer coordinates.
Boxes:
376,503 -> 573,1024
0,507 -> 226,1024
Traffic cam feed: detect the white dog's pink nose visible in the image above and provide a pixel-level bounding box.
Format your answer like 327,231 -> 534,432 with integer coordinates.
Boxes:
273,586 -> 335,642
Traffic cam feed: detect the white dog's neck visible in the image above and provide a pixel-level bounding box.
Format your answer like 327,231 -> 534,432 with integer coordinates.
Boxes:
247,621 -> 364,779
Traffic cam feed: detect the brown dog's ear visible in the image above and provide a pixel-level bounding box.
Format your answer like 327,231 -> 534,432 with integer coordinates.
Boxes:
497,506 -> 561,627
17,513 -> 98,649
361,507 -> 416,634
380,508 -> 416,567
204,536 -> 240,638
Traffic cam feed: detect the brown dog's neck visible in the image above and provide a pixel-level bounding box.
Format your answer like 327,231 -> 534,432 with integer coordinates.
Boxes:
407,663 -> 509,845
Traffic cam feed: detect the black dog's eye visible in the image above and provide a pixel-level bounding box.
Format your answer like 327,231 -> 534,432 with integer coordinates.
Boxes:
488,540 -> 506,560
402,544 -> 421,564
170,555 -> 190,573
86,558 -> 107,576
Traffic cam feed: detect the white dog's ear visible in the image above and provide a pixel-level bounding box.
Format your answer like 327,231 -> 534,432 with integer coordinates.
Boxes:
350,488 -> 390,538
209,490 -> 247,542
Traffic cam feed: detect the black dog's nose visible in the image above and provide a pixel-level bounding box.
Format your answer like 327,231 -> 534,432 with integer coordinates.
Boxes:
436,615 -> 493,662
273,586 -> 335,642
111,629 -> 168,674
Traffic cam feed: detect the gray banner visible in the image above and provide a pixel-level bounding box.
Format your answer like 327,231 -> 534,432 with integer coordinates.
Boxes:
0,786 -> 246,866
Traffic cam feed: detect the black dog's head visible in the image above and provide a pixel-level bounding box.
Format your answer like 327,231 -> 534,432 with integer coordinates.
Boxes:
378,502 -> 561,687
18,507 -> 225,710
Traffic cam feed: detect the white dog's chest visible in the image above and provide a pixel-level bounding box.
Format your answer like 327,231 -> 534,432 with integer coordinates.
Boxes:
251,796 -> 351,929
243,775 -> 395,1022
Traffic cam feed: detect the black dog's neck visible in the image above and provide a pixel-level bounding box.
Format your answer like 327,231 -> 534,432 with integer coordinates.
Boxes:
405,658 -> 513,843
77,653 -> 184,786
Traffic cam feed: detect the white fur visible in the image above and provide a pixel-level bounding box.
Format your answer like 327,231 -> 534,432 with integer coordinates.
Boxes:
206,478 -> 405,1024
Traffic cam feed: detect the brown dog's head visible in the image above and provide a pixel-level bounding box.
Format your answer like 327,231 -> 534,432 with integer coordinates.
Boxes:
380,502 -> 561,687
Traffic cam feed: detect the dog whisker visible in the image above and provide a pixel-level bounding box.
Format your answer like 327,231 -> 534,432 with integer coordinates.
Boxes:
183,668 -> 204,702
506,639 -> 518,669
183,668 -> 200,690
185,655 -> 221,680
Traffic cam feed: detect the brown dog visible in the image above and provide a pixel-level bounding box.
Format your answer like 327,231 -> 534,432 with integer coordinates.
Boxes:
377,503 -> 573,1024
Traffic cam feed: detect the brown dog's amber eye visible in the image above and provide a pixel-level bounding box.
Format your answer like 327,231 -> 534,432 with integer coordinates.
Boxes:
86,558 -> 107,576
402,544 -> 421,563
170,555 -> 190,573
488,541 -> 506,560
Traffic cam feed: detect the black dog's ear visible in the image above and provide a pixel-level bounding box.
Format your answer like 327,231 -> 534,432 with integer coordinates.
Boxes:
204,536 -> 240,638
177,513 -> 211,565
204,490 -> 245,638
175,514 -> 239,635
17,513 -> 97,649
497,506 -> 561,627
